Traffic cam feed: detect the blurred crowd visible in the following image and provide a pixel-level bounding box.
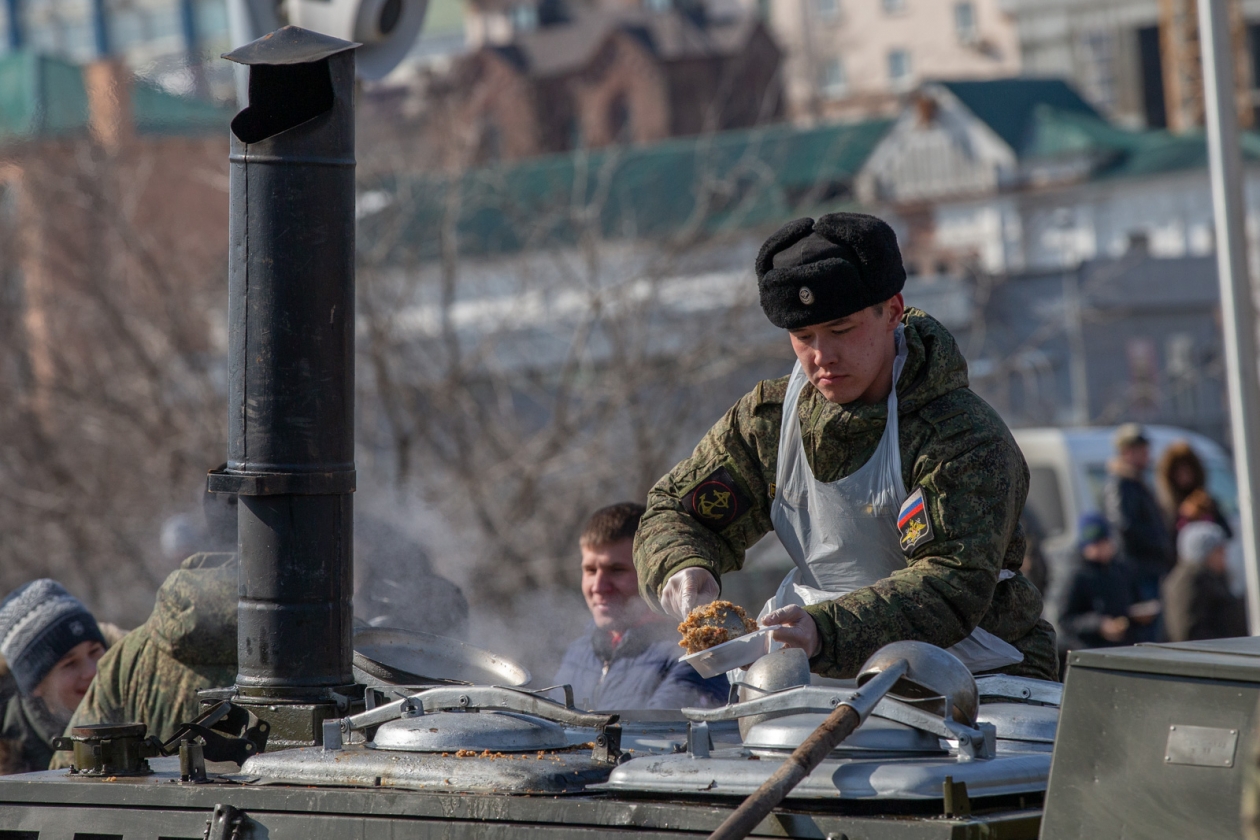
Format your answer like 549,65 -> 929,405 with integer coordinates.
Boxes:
1043,424 -> 1247,664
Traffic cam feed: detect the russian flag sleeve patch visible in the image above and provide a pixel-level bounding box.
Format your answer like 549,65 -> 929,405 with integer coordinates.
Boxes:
897,487 -> 934,554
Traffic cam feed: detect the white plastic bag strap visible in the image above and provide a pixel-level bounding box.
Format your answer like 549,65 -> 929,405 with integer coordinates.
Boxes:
773,325 -> 908,497
871,326 -> 909,503
774,360 -> 810,497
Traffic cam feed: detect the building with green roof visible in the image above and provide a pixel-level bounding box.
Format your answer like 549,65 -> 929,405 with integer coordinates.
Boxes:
855,76 -> 1260,275
0,50 -> 231,143
359,117 -> 891,261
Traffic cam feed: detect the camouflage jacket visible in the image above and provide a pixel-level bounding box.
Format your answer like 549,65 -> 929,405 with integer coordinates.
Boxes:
50,552 -> 238,768
634,309 -> 1057,681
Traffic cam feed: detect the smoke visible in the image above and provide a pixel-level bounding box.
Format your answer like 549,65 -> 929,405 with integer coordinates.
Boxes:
465,588 -> 591,687
352,483 -> 594,684
354,513 -> 471,640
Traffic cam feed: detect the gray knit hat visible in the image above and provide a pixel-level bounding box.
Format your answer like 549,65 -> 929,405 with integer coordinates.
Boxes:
1177,521 -> 1229,566
0,579 -> 104,695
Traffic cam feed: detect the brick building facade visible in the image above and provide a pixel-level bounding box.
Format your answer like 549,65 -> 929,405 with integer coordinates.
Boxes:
433,4 -> 783,164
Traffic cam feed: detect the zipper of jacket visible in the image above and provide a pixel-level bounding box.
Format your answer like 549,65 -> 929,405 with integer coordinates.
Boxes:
593,644 -> 617,709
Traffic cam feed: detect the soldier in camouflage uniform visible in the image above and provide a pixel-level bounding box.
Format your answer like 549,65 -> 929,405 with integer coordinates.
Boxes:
49,552 -> 237,768
634,213 -> 1057,681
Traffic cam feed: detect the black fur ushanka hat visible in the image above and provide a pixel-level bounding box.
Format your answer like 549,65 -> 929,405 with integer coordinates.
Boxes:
754,213 -> 906,329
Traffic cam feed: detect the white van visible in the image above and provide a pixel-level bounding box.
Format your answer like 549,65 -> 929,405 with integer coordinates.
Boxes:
1012,426 -> 1242,603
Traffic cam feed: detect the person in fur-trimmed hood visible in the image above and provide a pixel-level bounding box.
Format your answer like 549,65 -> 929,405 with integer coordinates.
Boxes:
634,212 -> 1057,681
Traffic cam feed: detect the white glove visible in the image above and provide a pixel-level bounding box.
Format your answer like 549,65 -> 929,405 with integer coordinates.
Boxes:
659,567 -> 719,621
763,604 -> 821,658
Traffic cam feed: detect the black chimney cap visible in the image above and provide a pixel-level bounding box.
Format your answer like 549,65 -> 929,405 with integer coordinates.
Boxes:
223,25 -> 359,66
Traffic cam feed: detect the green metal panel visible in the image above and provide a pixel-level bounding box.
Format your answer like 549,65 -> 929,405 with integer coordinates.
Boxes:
35,55 -> 89,136
952,86 -> 1260,182
0,52 -> 35,139
0,51 -> 89,141
0,770 -> 1042,840
1065,637 -> 1260,683
1041,640 -> 1260,840
0,49 -> 224,143
363,119 -> 893,261
938,79 -> 1100,156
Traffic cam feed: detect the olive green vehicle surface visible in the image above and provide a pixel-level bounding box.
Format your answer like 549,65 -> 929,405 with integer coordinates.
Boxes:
0,763 -> 1043,840
1043,635 -> 1260,840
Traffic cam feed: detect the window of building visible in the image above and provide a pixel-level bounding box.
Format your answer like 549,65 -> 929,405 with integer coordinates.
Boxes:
954,2 -> 975,44
537,0 -> 570,25
608,93 -> 632,144
566,115 -> 583,150
511,3 -> 538,31
1078,30 -> 1118,115
478,122 -> 502,163
888,48 -> 911,87
1138,25 -> 1167,128
882,0 -> 904,13
815,0 -> 838,20
820,57 -> 847,97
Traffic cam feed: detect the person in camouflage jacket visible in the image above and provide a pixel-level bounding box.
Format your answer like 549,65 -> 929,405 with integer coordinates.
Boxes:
49,552 -> 238,768
633,213 -> 1057,681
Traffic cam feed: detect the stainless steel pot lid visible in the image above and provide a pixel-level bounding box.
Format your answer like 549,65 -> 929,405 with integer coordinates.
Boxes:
742,712 -> 945,754
353,626 -> 531,687
370,711 -> 569,752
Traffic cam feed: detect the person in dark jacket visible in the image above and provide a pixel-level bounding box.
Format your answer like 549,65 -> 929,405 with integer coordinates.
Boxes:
1156,441 -> 1232,540
1058,514 -> 1159,652
553,503 -> 727,711
1163,521 -> 1247,642
1103,424 -> 1175,607
0,580 -> 106,774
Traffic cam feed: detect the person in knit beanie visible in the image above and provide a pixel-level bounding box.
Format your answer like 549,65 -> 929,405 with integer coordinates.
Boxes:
1163,522 -> 1248,642
0,579 -> 105,774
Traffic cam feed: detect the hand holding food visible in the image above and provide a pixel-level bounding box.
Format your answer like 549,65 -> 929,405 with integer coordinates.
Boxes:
763,604 -> 821,658
678,600 -> 758,655
659,567 -> 719,621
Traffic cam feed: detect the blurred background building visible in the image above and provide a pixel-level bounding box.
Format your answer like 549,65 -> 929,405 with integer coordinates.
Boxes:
5,0 -> 1260,672
762,0 -> 1020,123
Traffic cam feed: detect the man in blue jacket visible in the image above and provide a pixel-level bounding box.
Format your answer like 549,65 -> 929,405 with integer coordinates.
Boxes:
553,503 -> 728,711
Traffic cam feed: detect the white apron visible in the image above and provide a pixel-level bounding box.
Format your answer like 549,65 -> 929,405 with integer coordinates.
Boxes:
762,326 -> 1023,674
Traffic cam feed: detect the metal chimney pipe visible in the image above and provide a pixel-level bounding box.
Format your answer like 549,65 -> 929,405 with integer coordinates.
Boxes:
210,27 -> 360,744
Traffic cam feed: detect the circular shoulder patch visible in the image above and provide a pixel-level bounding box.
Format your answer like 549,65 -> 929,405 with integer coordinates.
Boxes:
685,466 -> 753,532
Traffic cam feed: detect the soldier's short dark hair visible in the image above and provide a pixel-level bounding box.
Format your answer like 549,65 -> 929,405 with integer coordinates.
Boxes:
580,503 -> 646,547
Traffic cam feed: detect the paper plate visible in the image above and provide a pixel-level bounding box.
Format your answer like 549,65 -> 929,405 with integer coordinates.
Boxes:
680,628 -> 780,679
